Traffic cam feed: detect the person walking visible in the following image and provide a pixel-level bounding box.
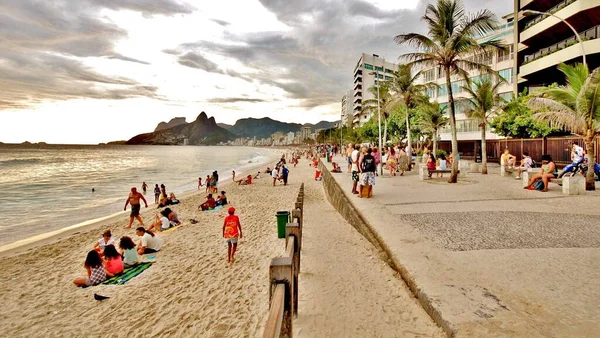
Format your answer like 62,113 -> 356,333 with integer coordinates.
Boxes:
124,187 -> 148,229
153,184 -> 160,204
359,148 -> 376,198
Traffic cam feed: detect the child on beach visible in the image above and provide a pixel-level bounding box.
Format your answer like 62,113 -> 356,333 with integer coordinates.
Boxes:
223,207 -> 242,263
103,244 -> 124,277
73,250 -> 107,287
93,230 -> 114,254
198,177 -> 203,190
253,171 -> 261,179
118,236 -> 138,268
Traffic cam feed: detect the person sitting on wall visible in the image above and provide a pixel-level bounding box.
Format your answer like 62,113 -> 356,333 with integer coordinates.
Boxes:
331,162 -> 342,173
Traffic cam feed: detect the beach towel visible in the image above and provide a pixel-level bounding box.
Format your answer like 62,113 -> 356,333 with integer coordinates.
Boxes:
204,205 -> 223,213
102,262 -> 153,285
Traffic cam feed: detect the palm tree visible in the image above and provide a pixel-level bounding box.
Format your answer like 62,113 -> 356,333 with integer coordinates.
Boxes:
387,64 -> 429,167
362,81 -> 392,145
461,76 -> 504,174
395,0 -> 500,182
529,63 -> 600,191
417,101 -> 450,155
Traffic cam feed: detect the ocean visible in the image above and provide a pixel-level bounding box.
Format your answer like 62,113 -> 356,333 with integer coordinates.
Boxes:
0,145 -> 274,246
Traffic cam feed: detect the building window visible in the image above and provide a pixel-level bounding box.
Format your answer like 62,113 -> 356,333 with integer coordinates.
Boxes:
422,68 -> 435,82
497,45 -> 513,63
499,68 -> 513,84
364,64 -> 374,70
426,88 -> 435,98
438,84 -> 448,97
499,92 -> 513,102
384,75 -> 393,81
375,66 -> 383,72
385,68 -> 393,73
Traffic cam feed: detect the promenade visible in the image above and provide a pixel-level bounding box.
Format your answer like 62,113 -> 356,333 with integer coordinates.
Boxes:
322,156 -> 600,337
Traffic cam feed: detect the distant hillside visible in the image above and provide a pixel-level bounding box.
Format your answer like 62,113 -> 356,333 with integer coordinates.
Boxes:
217,123 -> 233,131
154,117 -> 187,132
229,117 -> 302,139
304,120 -> 338,131
127,112 -> 234,145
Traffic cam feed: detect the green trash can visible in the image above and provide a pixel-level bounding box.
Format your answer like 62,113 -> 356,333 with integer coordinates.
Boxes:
276,211 -> 290,238
326,153 -> 331,162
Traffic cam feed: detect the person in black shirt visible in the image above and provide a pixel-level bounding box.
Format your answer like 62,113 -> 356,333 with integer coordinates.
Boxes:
359,148 -> 376,198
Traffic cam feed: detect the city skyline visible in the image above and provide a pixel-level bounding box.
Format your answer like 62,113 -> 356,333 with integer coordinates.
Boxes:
0,0 -> 511,144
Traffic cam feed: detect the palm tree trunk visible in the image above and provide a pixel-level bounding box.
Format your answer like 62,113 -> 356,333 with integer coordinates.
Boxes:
433,128 -> 438,155
445,68 -> 459,183
406,105 -> 412,170
383,118 -> 388,147
585,136 -> 596,191
481,124 -> 488,174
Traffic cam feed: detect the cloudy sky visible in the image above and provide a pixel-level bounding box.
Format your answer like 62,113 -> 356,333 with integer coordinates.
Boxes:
0,0 -> 512,144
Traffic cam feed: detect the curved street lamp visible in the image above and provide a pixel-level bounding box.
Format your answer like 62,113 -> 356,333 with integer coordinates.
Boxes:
522,9 -> 586,67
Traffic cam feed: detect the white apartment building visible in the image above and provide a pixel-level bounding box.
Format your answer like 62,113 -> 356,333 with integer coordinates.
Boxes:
417,16 -> 515,142
351,53 -> 398,128
340,89 -> 353,128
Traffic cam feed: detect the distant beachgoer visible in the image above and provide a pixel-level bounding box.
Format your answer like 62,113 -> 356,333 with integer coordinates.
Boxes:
272,167 -> 279,186
253,171 -> 261,179
148,212 -> 170,232
153,184 -> 160,204
265,167 -> 272,176
162,207 -> 180,227
141,182 -> 148,194
135,227 -> 162,255
232,171 -> 236,182
198,177 -> 203,190
73,250 -> 107,287
124,187 -> 148,229
236,175 -> 252,185
103,244 -> 124,277
93,230 -> 114,253
118,236 -> 138,268
223,207 -> 242,263
212,171 -> 219,194
281,165 -> 289,186
216,191 -> 228,206
206,175 -> 212,193
200,194 -> 216,211
92,188 -> 95,193
351,144 -> 360,194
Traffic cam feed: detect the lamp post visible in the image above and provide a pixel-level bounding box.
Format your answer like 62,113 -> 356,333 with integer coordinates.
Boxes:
369,68 -> 383,175
522,9 -> 586,67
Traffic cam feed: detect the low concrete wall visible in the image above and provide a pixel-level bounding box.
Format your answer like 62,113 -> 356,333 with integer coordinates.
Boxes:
318,160 -> 453,337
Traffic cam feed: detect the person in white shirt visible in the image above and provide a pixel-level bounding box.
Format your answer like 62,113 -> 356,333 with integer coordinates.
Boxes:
350,145 -> 360,194
93,230 -> 114,251
271,167 -> 279,186
515,151 -> 534,179
136,227 -> 162,254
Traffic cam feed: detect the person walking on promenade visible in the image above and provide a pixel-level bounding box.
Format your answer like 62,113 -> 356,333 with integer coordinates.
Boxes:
398,147 -> 408,176
223,207 -> 242,263
153,184 -> 160,204
124,187 -> 148,229
387,146 -> 397,176
346,143 -> 354,173
350,144 -> 360,194
359,148 -> 376,198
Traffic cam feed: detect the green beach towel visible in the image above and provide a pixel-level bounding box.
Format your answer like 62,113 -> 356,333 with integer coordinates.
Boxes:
102,262 -> 153,285
204,205 -> 223,213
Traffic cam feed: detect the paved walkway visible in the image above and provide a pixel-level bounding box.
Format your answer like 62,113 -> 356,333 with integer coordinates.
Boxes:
325,155 -> 600,337
293,163 -> 443,337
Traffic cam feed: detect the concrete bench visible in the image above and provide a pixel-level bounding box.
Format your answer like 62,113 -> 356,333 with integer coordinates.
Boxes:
419,166 -> 465,180
521,171 -> 584,195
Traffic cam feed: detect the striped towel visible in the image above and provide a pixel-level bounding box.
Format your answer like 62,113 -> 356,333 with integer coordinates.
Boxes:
102,262 -> 153,285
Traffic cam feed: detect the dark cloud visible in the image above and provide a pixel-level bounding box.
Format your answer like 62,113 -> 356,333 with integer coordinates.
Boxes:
0,0 -> 192,110
207,97 -> 268,104
177,52 -> 221,72
210,19 -> 230,26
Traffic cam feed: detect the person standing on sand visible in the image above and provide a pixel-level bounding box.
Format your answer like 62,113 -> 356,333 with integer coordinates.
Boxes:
223,207 -> 242,263
205,175 -> 211,193
212,171 -> 219,194
198,177 -> 203,190
124,187 -> 148,229
272,166 -> 279,186
281,165 -> 289,186
153,184 -> 160,204
141,182 -> 148,194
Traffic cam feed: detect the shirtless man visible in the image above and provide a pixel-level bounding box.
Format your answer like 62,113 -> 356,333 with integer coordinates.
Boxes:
124,187 -> 148,229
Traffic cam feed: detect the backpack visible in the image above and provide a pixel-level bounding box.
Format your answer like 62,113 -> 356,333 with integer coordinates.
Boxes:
533,179 -> 544,191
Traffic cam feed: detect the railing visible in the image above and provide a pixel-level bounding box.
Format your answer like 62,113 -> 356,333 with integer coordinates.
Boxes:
523,0 -> 577,30
523,25 -> 599,64
262,183 -> 304,338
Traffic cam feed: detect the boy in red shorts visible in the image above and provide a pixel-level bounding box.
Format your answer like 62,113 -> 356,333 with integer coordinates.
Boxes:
223,207 -> 243,263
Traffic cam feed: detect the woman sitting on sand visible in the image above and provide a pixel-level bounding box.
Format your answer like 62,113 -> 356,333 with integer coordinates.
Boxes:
103,244 -> 124,277
136,227 -> 162,255
216,191 -> 228,206
199,194 -> 216,211
162,207 -> 180,227
118,236 -> 138,268
73,250 -> 107,287
235,175 -> 252,185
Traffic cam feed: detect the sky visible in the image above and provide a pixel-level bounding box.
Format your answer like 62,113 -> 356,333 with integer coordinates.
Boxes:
0,0 -> 512,144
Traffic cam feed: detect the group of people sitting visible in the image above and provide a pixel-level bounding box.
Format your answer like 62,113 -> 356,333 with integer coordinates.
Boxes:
425,152 -> 449,178
156,183 -> 180,208
199,191 -> 228,211
232,170 -> 253,185
147,207 -> 181,232
73,228 -> 162,287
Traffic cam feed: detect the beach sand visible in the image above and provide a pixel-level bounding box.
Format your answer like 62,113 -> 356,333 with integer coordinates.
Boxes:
0,152 -> 440,337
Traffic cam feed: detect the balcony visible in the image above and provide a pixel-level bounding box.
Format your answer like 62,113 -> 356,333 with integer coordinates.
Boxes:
353,97 -> 362,105
354,76 -> 362,84
523,24 -> 600,65
353,90 -> 362,97
353,83 -> 362,91
523,0 -> 576,31
354,68 -> 363,76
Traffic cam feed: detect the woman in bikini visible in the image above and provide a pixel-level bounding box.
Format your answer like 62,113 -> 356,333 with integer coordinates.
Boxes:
524,154 -> 556,192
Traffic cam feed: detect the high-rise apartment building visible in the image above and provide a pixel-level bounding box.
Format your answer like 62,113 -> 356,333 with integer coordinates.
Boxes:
417,16 -> 515,142
340,89 -> 353,128
514,0 -> 600,92
351,53 -> 398,128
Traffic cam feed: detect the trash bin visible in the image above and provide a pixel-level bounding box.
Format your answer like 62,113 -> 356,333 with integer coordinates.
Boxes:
276,211 -> 290,238
326,154 -> 331,162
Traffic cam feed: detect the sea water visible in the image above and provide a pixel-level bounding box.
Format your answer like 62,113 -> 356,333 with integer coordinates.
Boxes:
0,145 -> 274,246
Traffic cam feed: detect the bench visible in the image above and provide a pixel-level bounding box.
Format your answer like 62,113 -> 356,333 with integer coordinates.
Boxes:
521,171 -> 584,195
419,166 -> 465,180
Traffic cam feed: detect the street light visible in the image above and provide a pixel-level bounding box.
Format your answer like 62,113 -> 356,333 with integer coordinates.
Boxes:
522,9 -> 586,67
368,69 -> 383,175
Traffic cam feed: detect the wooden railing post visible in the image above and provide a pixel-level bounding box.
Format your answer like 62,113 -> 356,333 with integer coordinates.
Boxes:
286,224 -> 301,316
267,257 -> 293,338
291,209 -> 302,234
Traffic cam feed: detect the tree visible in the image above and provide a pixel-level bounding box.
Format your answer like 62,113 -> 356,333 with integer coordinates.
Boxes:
362,82 -> 392,145
395,0 -> 501,182
490,90 -> 558,138
529,63 -> 600,191
417,102 -> 449,154
461,76 -> 503,174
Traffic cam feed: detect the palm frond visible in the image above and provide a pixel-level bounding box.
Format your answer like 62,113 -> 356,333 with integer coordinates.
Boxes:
458,9 -> 497,37
394,33 -> 436,51
577,66 -> 600,122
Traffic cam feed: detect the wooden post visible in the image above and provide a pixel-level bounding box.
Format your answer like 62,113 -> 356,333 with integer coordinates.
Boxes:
292,209 -> 302,231
268,257 -> 293,338
286,224 -> 301,316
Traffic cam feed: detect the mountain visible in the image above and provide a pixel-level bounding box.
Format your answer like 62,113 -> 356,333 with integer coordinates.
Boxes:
154,117 -> 187,132
217,123 -> 233,131
304,120 -> 339,131
229,117 -> 303,139
127,112 -> 235,145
